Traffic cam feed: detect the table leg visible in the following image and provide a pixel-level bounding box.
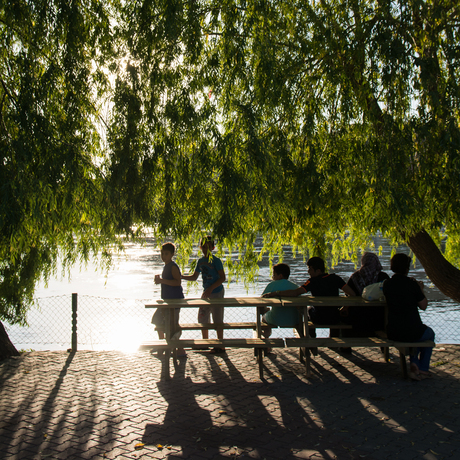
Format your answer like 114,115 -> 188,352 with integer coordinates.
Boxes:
302,307 -> 311,376
256,306 -> 266,379
384,348 -> 390,362
165,308 -> 172,340
257,348 -> 264,379
305,350 -> 312,378
399,350 -> 408,378
256,306 -> 262,339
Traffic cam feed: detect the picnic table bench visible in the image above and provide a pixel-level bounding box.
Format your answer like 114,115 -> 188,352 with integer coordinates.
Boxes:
142,296 -> 435,380
281,296 -> 435,378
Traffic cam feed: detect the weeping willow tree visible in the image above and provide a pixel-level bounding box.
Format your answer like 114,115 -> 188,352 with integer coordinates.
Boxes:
1,0 -> 460,357
0,0 -> 121,357
110,0 -> 460,297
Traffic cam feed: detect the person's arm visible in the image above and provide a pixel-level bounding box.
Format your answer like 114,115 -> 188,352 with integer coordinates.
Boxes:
202,269 -> 226,298
342,284 -> 356,296
417,280 -> 428,310
157,265 -> 182,286
182,271 -> 200,281
347,278 -> 358,295
262,286 -> 305,298
418,297 -> 428,310
338,283 -> 356,317
410,278 -> 428,310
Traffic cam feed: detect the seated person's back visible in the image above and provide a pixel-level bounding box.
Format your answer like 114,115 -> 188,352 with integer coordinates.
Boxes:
262,263 -> 300,327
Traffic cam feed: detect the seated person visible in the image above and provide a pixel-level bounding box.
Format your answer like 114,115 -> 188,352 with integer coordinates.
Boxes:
263,257 -> 355,335
347,252 -> 389,295
343,252 -> 390,337
261,263 -> 301,337
382,253 -> 435,381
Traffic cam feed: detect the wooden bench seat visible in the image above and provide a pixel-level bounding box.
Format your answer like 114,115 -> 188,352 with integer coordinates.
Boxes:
306,322 -> 352,329
172,322 -> 258,330
158,321 -> 352,332
285,337 -> 435,378
140,338 -> 284,349
140,338 -> 285,379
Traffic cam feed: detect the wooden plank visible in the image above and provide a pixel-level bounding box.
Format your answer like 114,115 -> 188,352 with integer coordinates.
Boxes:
174,338 -> 285,348
145,297 -> 284,308
145,296 -> 385,312
285,337 -> 435,380
177,322 -> 258,330
145,296 -> 385,308
285,337 -> 435,348
282,296 -> 385,307
392,340 -> 435,348
139,341 -> 172,350
307,322 -> 353,329
286,337 -> 387,347
139,338 -> 285,349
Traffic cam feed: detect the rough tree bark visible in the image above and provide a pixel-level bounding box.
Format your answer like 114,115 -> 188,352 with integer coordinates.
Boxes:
0,321 -> 20,361
407,230 -> 460,303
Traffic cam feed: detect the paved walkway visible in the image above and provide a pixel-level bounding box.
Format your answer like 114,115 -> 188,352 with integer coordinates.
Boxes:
1,345 -> 459,460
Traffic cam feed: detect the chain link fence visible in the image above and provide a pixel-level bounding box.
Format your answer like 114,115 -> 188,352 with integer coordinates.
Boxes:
4,294 -> 460,351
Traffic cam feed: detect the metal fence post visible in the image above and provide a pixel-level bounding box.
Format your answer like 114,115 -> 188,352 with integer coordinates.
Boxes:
72,293 -> 78,351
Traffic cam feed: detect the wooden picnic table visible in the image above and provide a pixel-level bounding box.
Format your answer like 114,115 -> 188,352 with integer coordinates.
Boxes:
144,297 -> 286,379
142,296 -> 434,380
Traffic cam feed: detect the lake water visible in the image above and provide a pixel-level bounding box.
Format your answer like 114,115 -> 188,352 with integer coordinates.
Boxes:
6,234 -> 460,350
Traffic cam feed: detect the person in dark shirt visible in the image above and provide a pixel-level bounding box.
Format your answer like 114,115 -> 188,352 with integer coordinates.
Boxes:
152,242 -> 185,356
382,253 -> 435,380
262,256 -> 355,330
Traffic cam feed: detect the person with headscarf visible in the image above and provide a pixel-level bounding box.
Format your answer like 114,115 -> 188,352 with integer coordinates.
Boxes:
347,252 -> 389,296
338,253 -> 390,350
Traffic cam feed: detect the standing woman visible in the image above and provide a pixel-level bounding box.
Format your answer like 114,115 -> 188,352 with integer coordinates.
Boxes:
383,253 -> 435,380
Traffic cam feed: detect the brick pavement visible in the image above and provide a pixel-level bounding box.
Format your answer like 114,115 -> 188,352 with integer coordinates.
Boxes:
0,345 -> 459,460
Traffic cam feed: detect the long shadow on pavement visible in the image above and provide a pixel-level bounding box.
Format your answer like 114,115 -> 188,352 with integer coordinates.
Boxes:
143,347 -> 459,459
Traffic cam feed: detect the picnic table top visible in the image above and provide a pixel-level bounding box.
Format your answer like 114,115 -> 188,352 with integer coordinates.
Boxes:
145,296 -> 385,308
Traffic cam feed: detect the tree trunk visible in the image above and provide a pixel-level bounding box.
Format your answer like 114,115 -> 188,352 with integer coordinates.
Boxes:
407,230 -> 460,303
0,321 -> 20,361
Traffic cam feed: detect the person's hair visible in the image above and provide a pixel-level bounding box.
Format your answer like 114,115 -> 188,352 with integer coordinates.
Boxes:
307,257 -> 326,272
390,253 -> 411,274
162,242 -> 176,255
273,263 -> 290,279
200,235 -> 214,247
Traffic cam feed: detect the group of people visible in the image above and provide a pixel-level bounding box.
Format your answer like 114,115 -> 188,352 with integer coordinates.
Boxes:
152,237 -> 226,355
152,238 -> 435,380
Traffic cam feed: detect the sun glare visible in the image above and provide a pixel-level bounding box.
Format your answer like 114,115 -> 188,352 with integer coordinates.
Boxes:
107,317 -> 144,353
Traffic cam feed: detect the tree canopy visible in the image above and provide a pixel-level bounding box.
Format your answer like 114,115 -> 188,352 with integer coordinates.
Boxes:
0,0 -> 119,324
1,0 -> 460,342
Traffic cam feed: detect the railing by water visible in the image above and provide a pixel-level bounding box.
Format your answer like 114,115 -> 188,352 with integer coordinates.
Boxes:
4,294 -> 460,352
